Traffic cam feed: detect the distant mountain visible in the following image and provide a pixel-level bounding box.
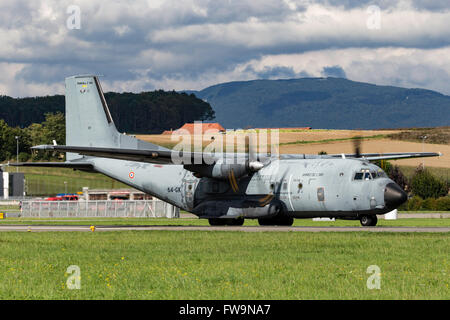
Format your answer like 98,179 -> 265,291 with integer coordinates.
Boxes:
188,77 -> 450,129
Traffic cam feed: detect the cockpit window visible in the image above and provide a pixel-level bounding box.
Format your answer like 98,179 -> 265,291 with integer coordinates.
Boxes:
354,172 -> 364,180
355,168 -> 387,181
377,171 -> 387,178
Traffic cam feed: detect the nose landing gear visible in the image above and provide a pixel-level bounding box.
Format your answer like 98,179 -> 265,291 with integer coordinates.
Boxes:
359,214 -> 378,227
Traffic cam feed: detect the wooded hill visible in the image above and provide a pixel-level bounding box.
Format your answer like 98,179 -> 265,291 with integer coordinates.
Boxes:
189,77 -> 450,129
0,90 -> 215,134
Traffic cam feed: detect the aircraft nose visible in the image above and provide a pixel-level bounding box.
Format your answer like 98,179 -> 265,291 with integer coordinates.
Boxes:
384,183 -> 407,209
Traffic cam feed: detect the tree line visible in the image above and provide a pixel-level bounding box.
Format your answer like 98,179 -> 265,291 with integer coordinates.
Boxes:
0,112 -> 65,162
0,90 -> 215,133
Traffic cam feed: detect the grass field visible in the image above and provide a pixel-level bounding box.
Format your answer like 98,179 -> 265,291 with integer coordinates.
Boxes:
1,217 -> 450,227
0,230 -> 448,299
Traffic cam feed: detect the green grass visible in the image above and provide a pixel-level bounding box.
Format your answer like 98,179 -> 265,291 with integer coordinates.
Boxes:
399,166 -> 450,183
0,231 -> 448,299
4,167 -> 129,196
1,217 -> 450,227
0,205 -> 20,211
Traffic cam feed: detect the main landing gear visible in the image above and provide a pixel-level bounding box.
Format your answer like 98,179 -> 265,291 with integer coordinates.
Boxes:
208,217 -> 245,226
208,216 -> 295,227
258,216 -> 294,226
359,214 -> 378,227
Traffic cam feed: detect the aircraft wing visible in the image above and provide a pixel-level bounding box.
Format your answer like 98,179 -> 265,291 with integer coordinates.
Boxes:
329,152 -> 442,161
279,152 -> 442,161
31,145 -> 442,165
31,145 -> 217,165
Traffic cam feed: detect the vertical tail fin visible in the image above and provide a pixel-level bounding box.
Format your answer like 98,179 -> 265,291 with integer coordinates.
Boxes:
65,75 -> 167,161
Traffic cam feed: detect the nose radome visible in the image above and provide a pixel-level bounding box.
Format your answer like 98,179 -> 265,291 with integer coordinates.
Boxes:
384,183 -> 407,209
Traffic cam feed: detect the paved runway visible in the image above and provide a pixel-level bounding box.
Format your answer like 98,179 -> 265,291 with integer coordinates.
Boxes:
0,225 -> 449,233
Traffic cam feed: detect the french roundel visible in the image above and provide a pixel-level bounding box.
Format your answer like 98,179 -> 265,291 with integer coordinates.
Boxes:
129,171 -> 135,179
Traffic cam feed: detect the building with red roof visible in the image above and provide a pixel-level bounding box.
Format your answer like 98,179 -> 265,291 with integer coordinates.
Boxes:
163,123 -> 225,135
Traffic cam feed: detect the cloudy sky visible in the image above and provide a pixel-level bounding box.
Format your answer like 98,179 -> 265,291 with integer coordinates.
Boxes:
1,0 -> 450,97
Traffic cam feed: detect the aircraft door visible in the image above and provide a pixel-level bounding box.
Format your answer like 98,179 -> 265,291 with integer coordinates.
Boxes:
184,180 -> 196,210
317,187 -> 325,202
351,185 -> 363,211
351,171 -> 370,211
181,172 -> 197,211
285,175 -> 303,212
307,178 -> 316,201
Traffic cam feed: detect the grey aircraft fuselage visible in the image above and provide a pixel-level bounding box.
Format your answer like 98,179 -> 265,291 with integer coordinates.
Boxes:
90,156 -> 395,220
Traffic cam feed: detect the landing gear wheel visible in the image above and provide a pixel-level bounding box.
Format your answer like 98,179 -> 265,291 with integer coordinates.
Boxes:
208,218 -> 226,226
278,217 -> 294,226
258,216 -> 294,226
227,218 -> 245,226
360,215 -> 378,227
208,218 -> 245,226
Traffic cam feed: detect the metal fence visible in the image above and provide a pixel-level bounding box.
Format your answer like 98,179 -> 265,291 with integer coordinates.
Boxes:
20,200 -> 180,218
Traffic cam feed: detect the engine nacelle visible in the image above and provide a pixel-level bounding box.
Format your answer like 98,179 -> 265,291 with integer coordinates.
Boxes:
185,160 -> 263,180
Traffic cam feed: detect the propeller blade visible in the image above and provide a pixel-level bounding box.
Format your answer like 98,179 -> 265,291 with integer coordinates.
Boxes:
247,131 -> 257,162
246,131 -> 264,172
353,136 -> 362,158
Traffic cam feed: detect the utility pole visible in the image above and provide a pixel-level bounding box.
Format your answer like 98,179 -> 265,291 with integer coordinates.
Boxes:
15,136 -> 19,173
420,135 -> 427,169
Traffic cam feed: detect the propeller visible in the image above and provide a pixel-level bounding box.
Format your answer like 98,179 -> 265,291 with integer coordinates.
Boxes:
246,132 -> 264,172
353,136 -> 362,158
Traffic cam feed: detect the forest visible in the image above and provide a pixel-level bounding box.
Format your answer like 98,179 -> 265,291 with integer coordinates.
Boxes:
0,90 -> 215,133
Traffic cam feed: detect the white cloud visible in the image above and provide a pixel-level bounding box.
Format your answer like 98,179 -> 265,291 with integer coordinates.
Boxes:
239,47 -> 450,93
0,0 -> 450,97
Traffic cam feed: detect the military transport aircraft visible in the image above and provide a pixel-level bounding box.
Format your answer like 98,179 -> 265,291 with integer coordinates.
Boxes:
12,75 -> 442,226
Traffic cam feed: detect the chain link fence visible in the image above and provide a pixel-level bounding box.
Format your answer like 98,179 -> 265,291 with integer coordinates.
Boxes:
20,200 -> 179,218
